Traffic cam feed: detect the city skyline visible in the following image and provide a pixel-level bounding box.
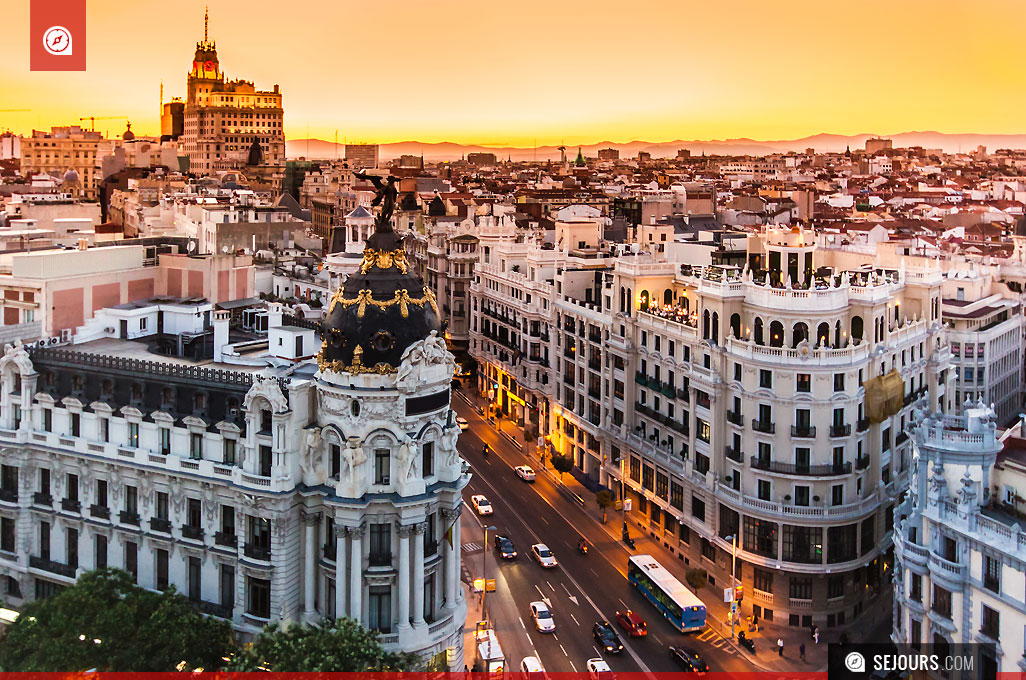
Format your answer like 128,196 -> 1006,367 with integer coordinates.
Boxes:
2,0 -> 1025,146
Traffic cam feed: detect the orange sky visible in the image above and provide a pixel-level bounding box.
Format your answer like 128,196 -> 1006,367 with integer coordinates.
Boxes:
1,0 -> 1023,146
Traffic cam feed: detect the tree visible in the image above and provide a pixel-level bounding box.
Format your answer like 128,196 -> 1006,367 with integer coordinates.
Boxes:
227,618 -> 423,672
0,568 -> 233,672
595,489 -> 614,523
685,568 -> 708,592
550,454 -> 574,481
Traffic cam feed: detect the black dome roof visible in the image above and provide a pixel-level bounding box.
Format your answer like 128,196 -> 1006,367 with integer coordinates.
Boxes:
318,226 -> 441,374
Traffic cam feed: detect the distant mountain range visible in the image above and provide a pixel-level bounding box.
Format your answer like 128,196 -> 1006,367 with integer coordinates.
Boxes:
284,132 -> 1026,163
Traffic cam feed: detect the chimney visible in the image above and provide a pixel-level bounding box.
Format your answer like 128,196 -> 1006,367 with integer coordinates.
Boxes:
267,301 -> 284,329
213,310 -> 231,363
77,238 -> 88,250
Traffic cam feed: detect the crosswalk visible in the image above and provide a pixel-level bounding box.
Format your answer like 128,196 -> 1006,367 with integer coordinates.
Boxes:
696,627 -> 740,655
461,542 -> 483,553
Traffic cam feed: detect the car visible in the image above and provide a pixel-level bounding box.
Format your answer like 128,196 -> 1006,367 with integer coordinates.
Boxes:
530,543 -> 558,568
615,609 -> 647,637
592,620 -> 624,654
529,600 -> 556,632
470,494 -> 493,515
520,656 -> 547,680
586,657 -> 613,680
514,465 -> 536,481
494,534 -> 517,559
456,416 -> 469,431
670,647 -> 708,673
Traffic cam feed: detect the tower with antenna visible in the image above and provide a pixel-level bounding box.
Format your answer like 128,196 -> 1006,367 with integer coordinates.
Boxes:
558,141 -> 566,165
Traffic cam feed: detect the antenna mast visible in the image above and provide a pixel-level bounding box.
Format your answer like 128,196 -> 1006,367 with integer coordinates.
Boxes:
204,6 -> 209,43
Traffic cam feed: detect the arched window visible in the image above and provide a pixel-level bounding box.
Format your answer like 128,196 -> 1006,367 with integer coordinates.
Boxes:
730,313 -> 742,339
754,317 -> 764,345
680,295 -> 690,313
851,316 -> 864,343
627,288 -> 633,316
834,320 -> 841,347
663,289 -> 673,306
711,312 -> 719,344
792,322 -> 809,348
817,322 -> 830,347
703,310 -> 710,339
619,287 -> 625,313
770,320 -> 784,348
639,290 -> 650,311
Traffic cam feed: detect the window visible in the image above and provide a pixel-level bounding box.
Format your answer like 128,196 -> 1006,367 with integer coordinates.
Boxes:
758,479 -> 771,501
753,568 -> 774,593
368,585 -> 392,632
860,516 -> 875,555
909,573 -> 922,602
795,448 -> 811,469
425,513 -> 438,557
125,485 -> 138,515
0,517 -> 15,553
760,370 -> 773,389
422,442 -> 434,478
188,556 -> 201,600
125,540 -> 138,582
128,422 -> 139,448
247,577 -> 271,618
734,363 -> 742,381
39,468 -> 50,496
701,538 -> 715,561
223,438 -> 237,465
831,484 -> 844,506
249,516 -> 270,550
932,586 -> 951,618
259,445 -> 272,477
221,505 -> 236,537
159,428 -> 171,455
424,573 -> 436,622
99,417 -> 109,442
187,498 -> 202,529
71,413 -> 80,437
629,456 -> 641,482
42,408 -> 52,432
374,449 -> 390,484
984,555 -> 1000,593
828,575 -> 844,599
980,605 -> 999,640
38,522 -> 52,560
794,485 -> 810,506
156,548 -> 169,590
782,525 -> 822,564
220,565 -> 235,610
670,481 -> 683,510
827,524 -> 857,563
757,441 -> 771,463
743,517 -> 778,558
796,373 -> 810,392
691,495 -> 705,522
95,535 -> 107,570
789,576 -> 812,599
190,432 -> 203,459
696,419 -> 710,443
0,465 -> 16,498
369,523 -> 391,565
909,619 -> 921,650
156,492 -> 169,520
66,474 -> 78,503
330,444 -> 341,479
833,373 -> 845,392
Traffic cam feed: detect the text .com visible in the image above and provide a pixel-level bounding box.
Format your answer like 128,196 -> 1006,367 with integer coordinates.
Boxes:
845,651 -> 975,674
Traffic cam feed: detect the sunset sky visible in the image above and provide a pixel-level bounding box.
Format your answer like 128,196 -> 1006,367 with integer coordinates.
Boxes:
1,0 -> 1023,146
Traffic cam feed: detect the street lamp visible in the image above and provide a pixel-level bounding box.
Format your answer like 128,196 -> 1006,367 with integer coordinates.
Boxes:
482,524 -> 497,627
725,534 -> 738,640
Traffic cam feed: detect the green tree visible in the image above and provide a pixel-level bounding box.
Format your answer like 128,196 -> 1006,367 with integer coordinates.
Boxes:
0,568 -> 233,672
550,454 -> 574,481
227,617 -> 423,672
595,489 -> 614,522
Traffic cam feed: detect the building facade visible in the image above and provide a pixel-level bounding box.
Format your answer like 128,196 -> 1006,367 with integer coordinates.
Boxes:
20,127 -> 103,200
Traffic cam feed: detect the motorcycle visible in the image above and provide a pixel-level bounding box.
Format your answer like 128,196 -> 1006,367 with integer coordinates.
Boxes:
578,540 -> 589,555
622,523 -> 636,550
482,445 -> 490,457
737,631 -> 756,653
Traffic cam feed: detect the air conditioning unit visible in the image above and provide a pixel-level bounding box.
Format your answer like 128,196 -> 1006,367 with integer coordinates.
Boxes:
60,329 -> 71,342
104,328 -> 115,334
48,337 -> 60,346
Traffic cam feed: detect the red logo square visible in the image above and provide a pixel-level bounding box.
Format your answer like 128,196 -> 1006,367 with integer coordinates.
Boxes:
30,0 -> 86,71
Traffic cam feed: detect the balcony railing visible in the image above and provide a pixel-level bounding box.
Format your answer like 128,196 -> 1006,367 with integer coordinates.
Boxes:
214,531 -> 237,548
60,498 -> 81,513
750,456 -> 852,476
829,424 -> 851,437
90,504 -> 110,520
369,553 -> 393,567
244,543 -> 271,561
322,542 -> 336,560
193,599 -> 233,620
857,418 -> 870,432
29,555 -> 75,578
119,510 -> 141,526
0,488 -> 16,503
856,456 -> 870,470
726,410 -> 743,426
150,517 -> 172,533
182,525 -> 205,541
725,446 -> 742,462
32,492 -> 52,506
791,425 -> 817,438
752,419 -> 775,434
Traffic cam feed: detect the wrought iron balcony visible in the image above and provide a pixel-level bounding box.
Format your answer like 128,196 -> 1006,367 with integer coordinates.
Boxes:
752,419 -> 775,434
60,498 -> 81,513
829,424 -> 851,437
244,543 -> 271,561
90,504 -> 110,520
32,492 -> 52,506
215,531 -> 238,548
791,425 -> 817,438
119,510 -> 141,526
750,456 -> 852,476
149,517 -> 172,533
726,410 -> 743,426
29,555 -> 75,578
182,525 -> 205,541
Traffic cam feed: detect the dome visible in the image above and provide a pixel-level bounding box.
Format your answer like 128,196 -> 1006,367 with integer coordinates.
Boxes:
122,122 -> 135,141
1016,213 -> 1026,238
318,223 -> 440,374
62,168 -> 80,183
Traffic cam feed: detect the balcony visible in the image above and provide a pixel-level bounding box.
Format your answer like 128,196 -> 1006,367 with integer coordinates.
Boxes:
149,517 -> 172,533
726,410 -> 743,426
243,543 -> 271,561
215,531 -> 238,548
182,525 -> 205,541
90,504 -> 110,520
119,510 -> 141,526
29,555 -> 75,578
32,492 -> 52,507
752,419 -> 775,434
322,542 -> 336,560
369,553 -> 393,567
725,446 -> 742,462
60,498 -> 81,513
750,456 -> 852,476
634,371 -> 647,386
193,599 -> 233,620
676,388 -> 690,403
829,424 -> 851,438
856,456 -> 870,470
0,488 -> 16,503
791,425 -> 817,439
856,418 -> 870,433
896,431 -> 909,446
696,395 -> 711,410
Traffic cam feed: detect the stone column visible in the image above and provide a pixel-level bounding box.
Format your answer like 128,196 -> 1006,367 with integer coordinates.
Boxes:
442,508 -> 459,611
302,511 -> 318,618
349,524 -> 364,621
453,509 -> 463,604
334,524 -> 347,619
413,521 -> 426,626
397,523 -> 413,629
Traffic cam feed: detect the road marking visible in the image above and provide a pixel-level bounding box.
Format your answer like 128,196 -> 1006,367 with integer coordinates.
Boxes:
547,580 -> 555,591
539,515 -> 549,525
619,598 -> 629,609
535,585 -> 546,599
651,632 -> 663,645
591,568 -> 600,578
570,613 -> 579,625
462,542 -> 483,552
567,595 -> 579,606
593,646 -> 603,656
519,616 -> 527,630
569,660 -> 577,671
559,644 -> 568,656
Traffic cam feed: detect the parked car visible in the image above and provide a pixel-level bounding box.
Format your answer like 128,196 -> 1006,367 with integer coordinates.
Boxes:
670,647 -> 708,673
530,543 -> 558,568
514,465 -> 536,481
471,494 -> 493,515
494,534 -> 517,559
530,600 -> 556,632
615,609 -> 647,637
592,621 -> 624,654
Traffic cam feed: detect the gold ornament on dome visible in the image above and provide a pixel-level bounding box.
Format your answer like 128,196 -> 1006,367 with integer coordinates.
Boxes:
359,248 -> 409,274
316,344 -> 397,375
328,286 -> 439,319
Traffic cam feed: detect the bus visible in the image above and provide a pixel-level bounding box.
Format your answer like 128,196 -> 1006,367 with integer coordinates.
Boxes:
627,554 -> 707,632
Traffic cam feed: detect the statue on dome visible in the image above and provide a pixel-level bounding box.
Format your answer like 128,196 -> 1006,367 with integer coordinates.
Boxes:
354,172 -> 399,232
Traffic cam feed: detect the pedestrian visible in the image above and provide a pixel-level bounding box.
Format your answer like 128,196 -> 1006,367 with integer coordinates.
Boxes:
811,624 -> 818,640
814,630 -> 820,644
800,643 -> 806,662
777,638 -> 784,657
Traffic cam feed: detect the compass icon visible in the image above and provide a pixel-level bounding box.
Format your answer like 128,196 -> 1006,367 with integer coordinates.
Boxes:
43,26 -> 73,56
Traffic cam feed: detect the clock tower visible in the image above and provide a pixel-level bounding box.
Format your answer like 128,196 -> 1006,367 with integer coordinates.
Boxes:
186,7 -> 222,106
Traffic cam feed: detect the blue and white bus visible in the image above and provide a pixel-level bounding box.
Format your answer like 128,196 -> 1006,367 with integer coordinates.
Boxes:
627,554 -> 707,632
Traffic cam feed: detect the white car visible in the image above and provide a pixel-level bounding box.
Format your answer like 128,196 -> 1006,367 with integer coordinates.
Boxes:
456,416 -> 469,431
515,465 -> 536,481
587,658 -> 613,680
520,656 -> 546,680
470,494 -> 493,515
530,600 -> 555,632
531,543 -> 557,568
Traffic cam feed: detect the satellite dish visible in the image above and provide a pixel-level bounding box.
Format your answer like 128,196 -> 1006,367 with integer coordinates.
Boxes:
222,245 -> 230,254
187,241 -> 196,253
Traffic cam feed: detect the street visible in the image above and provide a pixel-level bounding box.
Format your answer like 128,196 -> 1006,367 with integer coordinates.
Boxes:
453,391 -> 751,675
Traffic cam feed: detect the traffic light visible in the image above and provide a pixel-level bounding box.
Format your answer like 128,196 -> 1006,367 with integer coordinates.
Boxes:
734,583 -> 744,602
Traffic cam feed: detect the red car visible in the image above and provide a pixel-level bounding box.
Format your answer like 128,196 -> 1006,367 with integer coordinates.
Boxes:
615,609 -> 647,637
